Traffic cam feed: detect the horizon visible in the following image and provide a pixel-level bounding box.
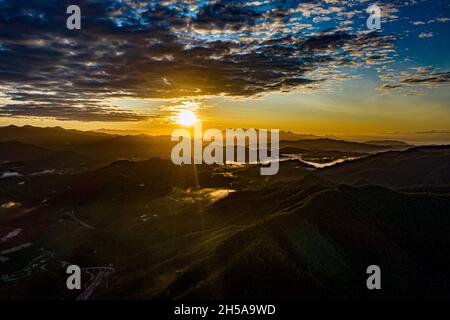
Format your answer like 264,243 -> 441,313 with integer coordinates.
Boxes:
0,1 -> 449,137
2,123 -> 450,145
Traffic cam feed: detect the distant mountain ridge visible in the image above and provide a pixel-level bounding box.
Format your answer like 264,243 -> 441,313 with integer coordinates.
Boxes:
363,140 -> 410,146
0,126 -> 411,164
280,138 -> 410,153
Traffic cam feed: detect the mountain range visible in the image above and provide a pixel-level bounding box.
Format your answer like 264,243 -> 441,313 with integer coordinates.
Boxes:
0,126 -> 449,300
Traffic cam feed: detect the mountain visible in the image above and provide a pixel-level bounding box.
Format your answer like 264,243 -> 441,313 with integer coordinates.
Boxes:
363,140 -> 410,146
0,141 -> 60,162
158,184 -> 450,299
279,147 -> 366,164
77,135 -> 173,162
279,131 -> 328,141
92,129 -> 325,140
280,138 -> 408,153
0,125 -> 110,150
0,126 -> 173,166
0,126 -> 409,161
0,141 -> 89,174
320,146 -> 450,188
94,129 -> 153,136
3,158 -> 447,299
1,126 -> 450,300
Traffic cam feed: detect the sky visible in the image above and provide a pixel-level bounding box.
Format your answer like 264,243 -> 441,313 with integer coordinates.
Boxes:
0,0 -> 449,137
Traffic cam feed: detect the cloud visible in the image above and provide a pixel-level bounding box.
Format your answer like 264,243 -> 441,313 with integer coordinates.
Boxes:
0,0 -> 441,121
378,67 -> 450,94
419,32 -> 434,38
378,84 -> 402,90
0,104 -> 151,122
413,17 -> 449,25
401,71 -> 450,86
436,17 -> 450,23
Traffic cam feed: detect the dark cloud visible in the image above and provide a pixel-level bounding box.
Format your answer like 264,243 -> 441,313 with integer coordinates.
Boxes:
0,104 -> 150,122
0,0 -> 407,121
379,84 -> 402,90
401,71 -> 450,85
192,0 -> 266,31
379,67 -> 450,93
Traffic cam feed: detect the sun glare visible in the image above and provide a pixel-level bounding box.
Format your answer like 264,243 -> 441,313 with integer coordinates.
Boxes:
175,109 -> 198,126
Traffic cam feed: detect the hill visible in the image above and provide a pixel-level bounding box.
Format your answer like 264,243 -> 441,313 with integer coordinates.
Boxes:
0,127 -> 449,300
320,146 -> 450,188
363,140 -> 410,146
280,138 -> 408,153
158,184 -> 450,299
0,141 -> 89,174
0,125 -> 109,150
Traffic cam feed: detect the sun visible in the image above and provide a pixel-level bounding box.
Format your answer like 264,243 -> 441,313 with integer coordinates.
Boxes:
175,109 -> 198,126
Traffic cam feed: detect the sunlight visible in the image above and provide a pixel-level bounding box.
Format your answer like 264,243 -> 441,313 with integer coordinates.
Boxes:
175,109 -> 198,127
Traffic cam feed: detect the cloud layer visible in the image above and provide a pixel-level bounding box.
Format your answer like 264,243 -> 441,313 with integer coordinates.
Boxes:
0,0 -> 448,121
